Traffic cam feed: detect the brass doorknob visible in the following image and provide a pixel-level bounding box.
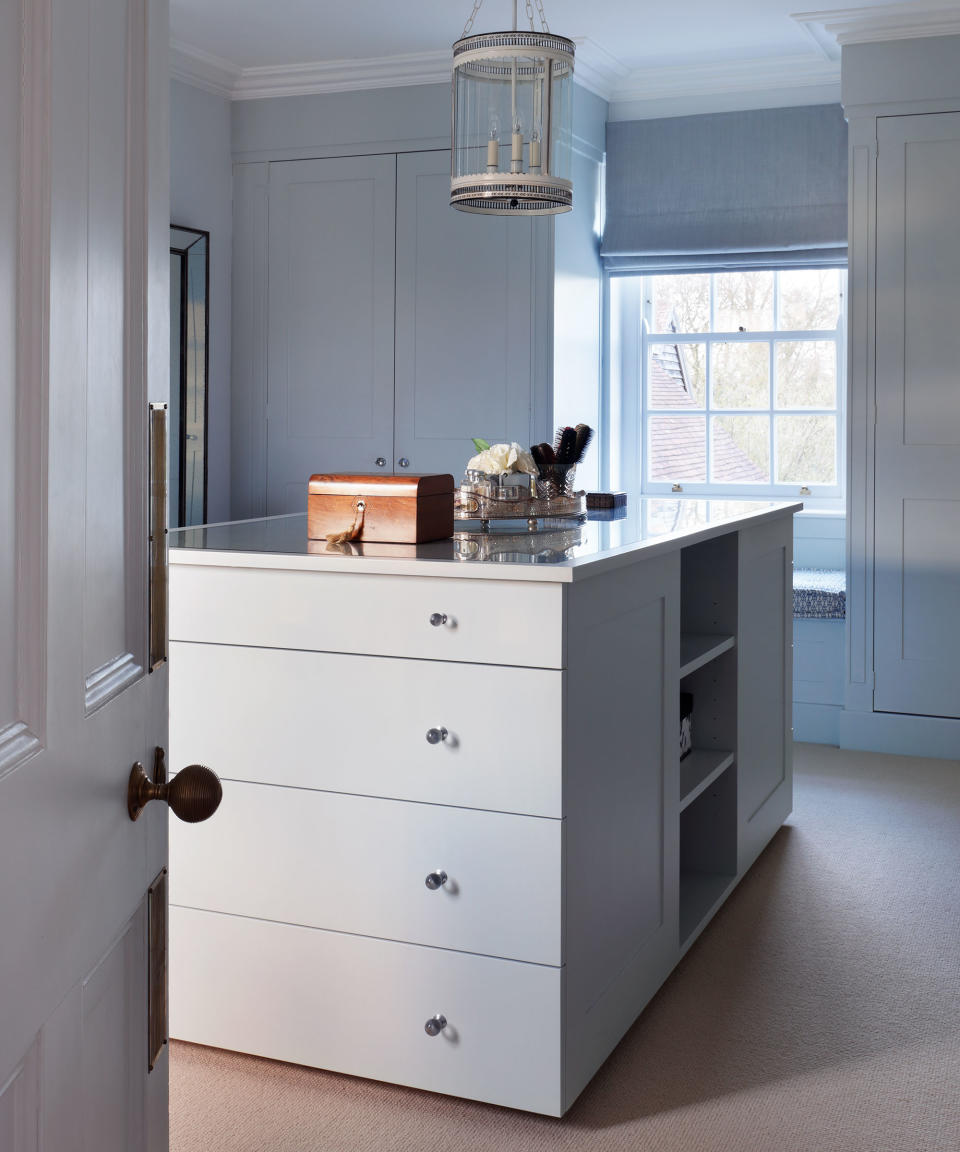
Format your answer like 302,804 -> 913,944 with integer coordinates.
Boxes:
128,747 -> 222,823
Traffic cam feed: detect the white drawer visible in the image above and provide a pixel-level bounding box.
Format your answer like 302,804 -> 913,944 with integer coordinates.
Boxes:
169,565 -> 564,668
171,781 -> 562,966
170,906 -> 563,1115
170,641 -> 563,818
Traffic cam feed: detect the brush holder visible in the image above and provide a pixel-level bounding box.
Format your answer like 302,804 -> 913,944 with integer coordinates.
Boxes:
535,466 -> 578,500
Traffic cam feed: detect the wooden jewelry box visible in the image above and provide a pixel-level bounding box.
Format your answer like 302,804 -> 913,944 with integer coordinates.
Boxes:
307,473 -> 455,544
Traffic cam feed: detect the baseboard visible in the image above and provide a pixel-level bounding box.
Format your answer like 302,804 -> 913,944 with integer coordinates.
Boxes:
793,702 -> 841,746
838,709 -> 960,761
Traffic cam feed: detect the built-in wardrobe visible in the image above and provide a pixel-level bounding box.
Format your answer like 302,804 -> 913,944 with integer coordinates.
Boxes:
229,83 -> 606,519
843,34 -> 960,754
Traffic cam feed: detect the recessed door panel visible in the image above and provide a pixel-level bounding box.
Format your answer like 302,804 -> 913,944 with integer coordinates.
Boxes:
901,499 -> 960,665
903,139 -> 960,447
875,112 -> 960,718
84,0 -> 132,686
0,0 -> 25,769
266,156 -> 396,513
395,151 -> 535,475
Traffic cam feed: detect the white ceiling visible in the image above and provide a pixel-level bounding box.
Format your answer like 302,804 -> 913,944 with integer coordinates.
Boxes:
169,1 -> 960,117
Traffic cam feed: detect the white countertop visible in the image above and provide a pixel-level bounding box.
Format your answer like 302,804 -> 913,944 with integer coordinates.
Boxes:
169,499 -> 801,583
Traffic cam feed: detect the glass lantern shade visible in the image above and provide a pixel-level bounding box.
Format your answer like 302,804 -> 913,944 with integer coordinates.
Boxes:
451,31 -> 574,215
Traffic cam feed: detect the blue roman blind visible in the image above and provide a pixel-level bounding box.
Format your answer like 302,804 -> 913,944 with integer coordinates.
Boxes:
601,104 -> 848,272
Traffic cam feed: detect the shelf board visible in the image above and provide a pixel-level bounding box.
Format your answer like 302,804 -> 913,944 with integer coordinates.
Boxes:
679,749 -> 735,813
680,633 -> 736,679
679,870 -> 736,947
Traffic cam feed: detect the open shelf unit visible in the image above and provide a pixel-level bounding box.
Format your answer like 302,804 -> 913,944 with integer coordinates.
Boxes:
680,748 -> 735,812
678,533 -> 739,947
679,633 -> 735,679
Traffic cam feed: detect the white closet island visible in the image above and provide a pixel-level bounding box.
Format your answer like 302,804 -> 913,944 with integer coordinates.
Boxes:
168,499 -> 798,1116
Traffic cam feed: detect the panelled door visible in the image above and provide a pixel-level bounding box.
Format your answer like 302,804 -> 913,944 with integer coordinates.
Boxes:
394,150 -> 536,476
266,155 -> 397,514
874,112 -> 960,718
0,1 -> 170,1149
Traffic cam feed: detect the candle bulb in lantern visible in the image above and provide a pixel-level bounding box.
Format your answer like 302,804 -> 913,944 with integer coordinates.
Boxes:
530,127 -> 542,172
487,114 -> 500,171
511,115 -> 523,173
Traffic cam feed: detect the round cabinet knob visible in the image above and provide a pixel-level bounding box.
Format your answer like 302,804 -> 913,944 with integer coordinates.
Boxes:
375,457 -> 387,468
429,613 -> 447,627
425,870 -> 448,890
398,457 -> 410,468
424,1014 -> 447,1037
425,727 -> 448,745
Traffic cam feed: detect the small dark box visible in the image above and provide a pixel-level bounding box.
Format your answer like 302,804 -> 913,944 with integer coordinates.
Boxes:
586,491 -> 628,510
680,692 -> 694,761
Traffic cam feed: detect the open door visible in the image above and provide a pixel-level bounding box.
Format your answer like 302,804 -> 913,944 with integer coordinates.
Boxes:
0,2 -> 216,1149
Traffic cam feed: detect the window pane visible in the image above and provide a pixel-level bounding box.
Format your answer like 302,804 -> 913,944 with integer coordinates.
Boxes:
651,274 -> 710,333
649,415 -> 706,481
776,415 -> 837,483
648,343 -> 706,408
711,415 -> 770,482
712,342 -> 769,408
775,341 -> 836,408
778,269 -> 841,331
715,271 -> 774,331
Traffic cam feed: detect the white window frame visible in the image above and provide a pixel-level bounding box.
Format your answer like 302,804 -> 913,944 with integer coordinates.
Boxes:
607,270 -> 847,510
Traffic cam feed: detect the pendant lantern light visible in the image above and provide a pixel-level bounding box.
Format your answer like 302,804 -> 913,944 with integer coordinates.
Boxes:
451,0 -> 574,215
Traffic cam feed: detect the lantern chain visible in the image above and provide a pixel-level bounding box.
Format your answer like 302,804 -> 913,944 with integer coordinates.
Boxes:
462,0 -> 550,37
462,0 -> 484,37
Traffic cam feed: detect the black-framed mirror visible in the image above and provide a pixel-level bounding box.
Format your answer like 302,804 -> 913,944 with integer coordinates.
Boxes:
170,225 -> 209,527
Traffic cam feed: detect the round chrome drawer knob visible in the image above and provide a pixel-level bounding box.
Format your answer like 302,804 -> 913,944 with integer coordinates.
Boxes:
375,456 -> 387,468
398,457 -> 410,468
429,613 -> 447,627
424,1014 -> 447,1037
425,870 -> 448,890
425,727 -> 449,745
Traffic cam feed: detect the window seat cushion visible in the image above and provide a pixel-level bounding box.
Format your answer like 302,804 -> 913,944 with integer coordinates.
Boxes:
793,568 -> 846,619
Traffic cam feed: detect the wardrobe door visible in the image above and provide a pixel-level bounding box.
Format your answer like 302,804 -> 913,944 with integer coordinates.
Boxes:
394,151 -> 536,477
266,156 -> 396,514
874,112 -> 960,717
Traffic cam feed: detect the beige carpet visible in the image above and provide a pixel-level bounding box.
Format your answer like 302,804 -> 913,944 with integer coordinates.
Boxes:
171,745 -> 960,1152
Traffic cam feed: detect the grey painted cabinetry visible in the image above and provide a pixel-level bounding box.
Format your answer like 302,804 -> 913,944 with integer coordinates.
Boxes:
168,503 -> 796,1114
233,150 -> 543,518
843,38 -> 960,737
872,113 -> 960,718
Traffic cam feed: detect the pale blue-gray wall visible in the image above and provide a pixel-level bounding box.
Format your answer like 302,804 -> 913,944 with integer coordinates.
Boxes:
170,78 -> 233,523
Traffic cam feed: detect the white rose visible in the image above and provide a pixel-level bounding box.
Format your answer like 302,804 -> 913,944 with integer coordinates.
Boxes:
512,447 -> 538,476
466,442 -> 537,476
466,447 -> 507,474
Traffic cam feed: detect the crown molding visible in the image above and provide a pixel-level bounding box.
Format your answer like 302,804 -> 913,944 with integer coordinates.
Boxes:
232,49 -> 452,101
571,38 -> 629,103
170,39 -> 240,99
607,53 -> 841,119
169,34 -> 847,116
173,37 -> 626,104
793,2 -> 960,61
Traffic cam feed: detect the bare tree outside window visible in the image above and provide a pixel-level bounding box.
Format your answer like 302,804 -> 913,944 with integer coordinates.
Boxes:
638,269 -> 843,494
